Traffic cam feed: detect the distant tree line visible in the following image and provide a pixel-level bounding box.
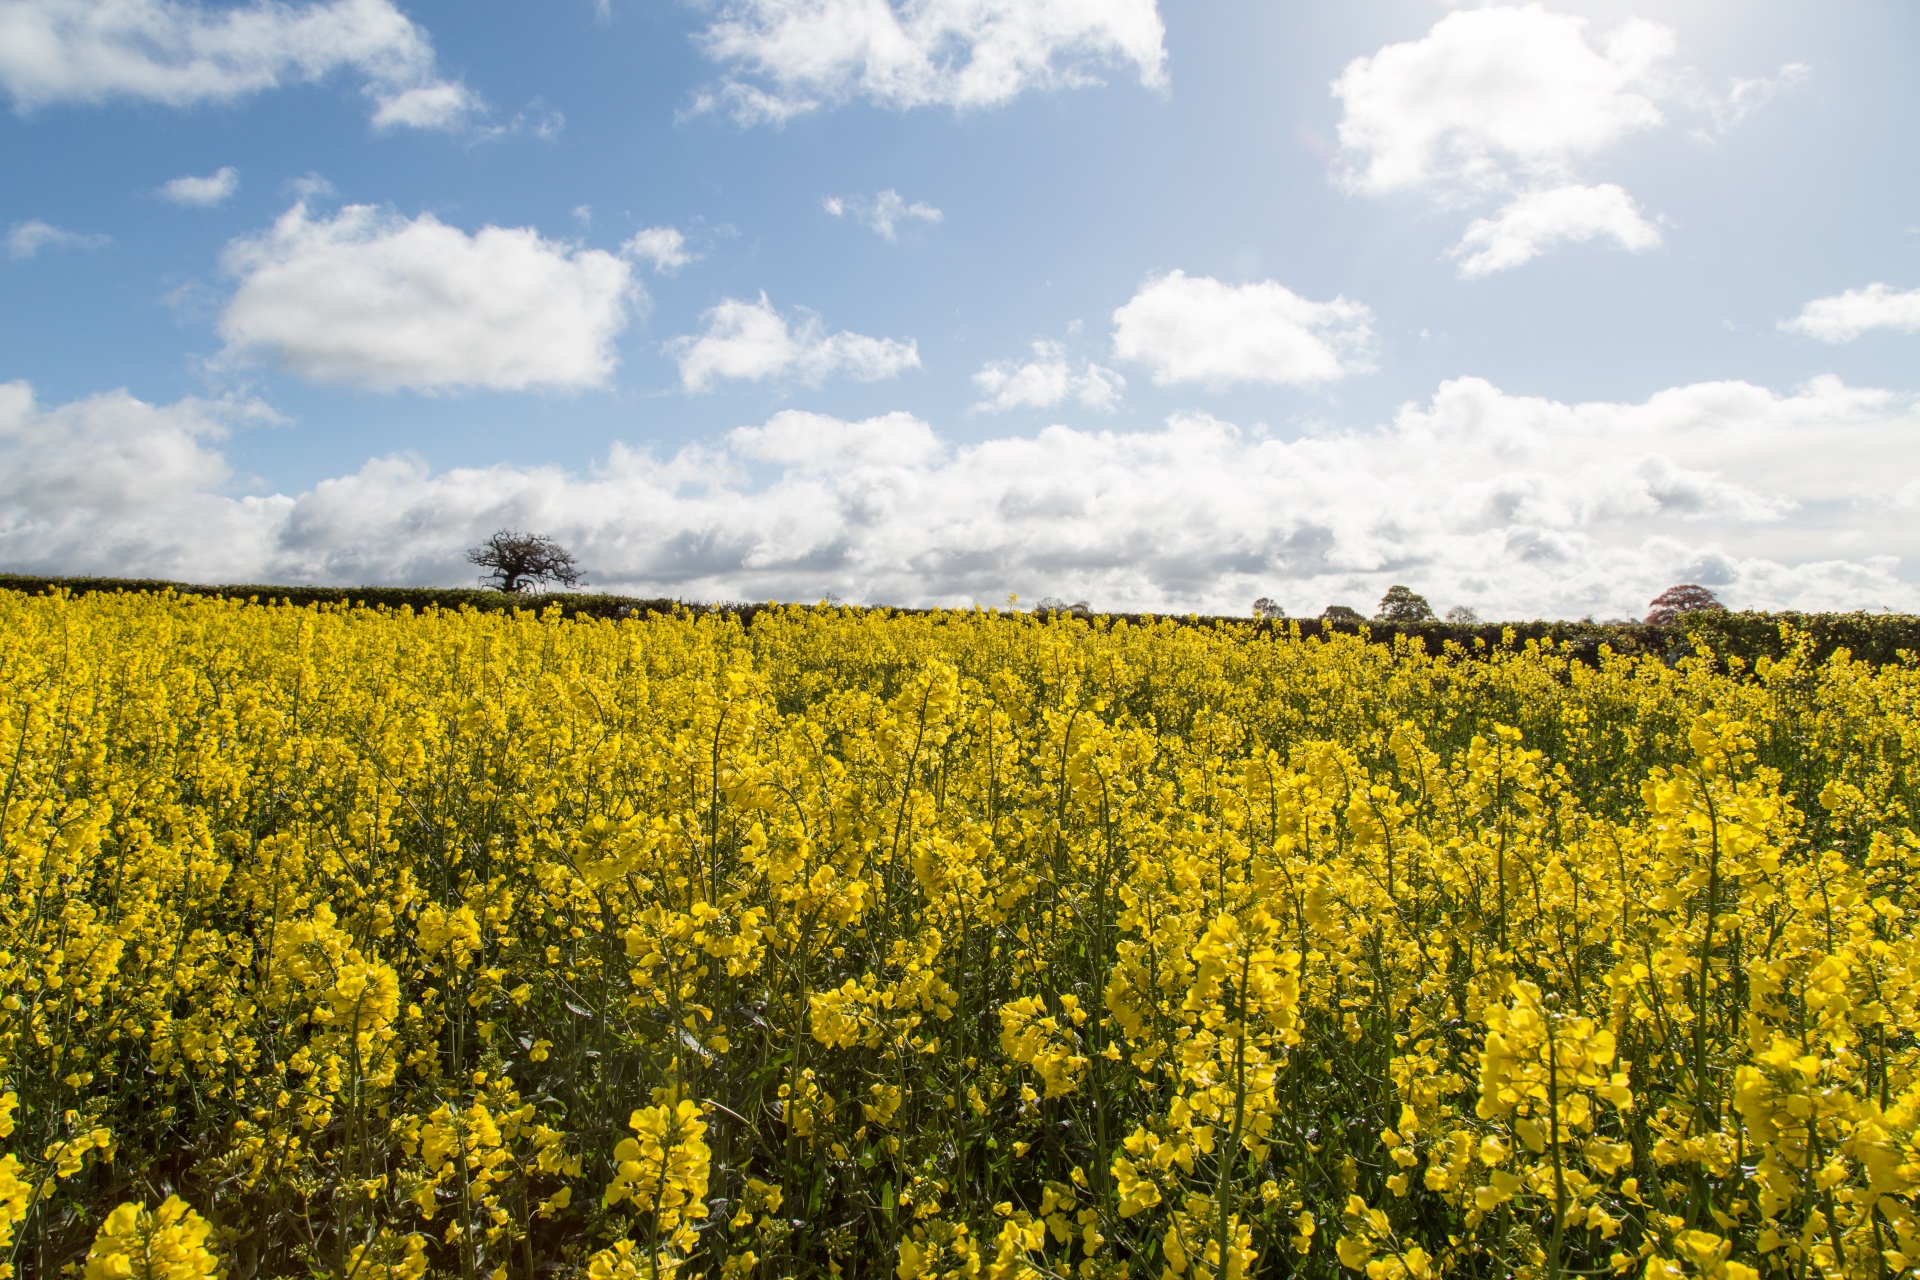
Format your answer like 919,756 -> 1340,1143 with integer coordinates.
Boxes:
471,529 -> 1736,630
1283,582 -> 1728,627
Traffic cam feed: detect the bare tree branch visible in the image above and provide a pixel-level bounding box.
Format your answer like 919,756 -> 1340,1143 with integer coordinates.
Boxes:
466,530 -> 585,593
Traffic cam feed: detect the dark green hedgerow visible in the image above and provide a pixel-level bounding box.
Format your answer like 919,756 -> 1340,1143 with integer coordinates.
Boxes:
2,573 -> 1915,669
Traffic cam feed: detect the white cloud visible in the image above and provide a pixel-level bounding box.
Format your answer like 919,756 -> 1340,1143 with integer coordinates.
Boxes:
0,382 -> 226,508
369,80 -> 481,130
1451,183 -> 1660,278
1332,5 -> 1673,196
1697,62 -> 1808,137
825,189 -> 942,240
7,218 -> 109,258
732,408 -> 944,471
1781,284 -> 1920,344
1110,272 -> 1374,390
0,0 -> 480,129
159,165 -> 239,207
972,340 -> 1123,412
218,201 -> 636,392
692,0 -> 1167,124
622,226 -> 693,274
669,294 -> 919,392
0,381 -> 287,579
8,374 -> 1920,618
1330,5 -> 1697,275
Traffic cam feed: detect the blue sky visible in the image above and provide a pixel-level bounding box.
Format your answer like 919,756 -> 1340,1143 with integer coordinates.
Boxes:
3,0 -> 1918,617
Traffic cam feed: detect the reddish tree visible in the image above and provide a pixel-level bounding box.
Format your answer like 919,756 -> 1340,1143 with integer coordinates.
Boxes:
1645,584 -> 1726,625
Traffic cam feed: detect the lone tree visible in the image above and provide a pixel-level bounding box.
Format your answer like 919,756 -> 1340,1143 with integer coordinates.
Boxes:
1252,597 -> 1285,620
467,530 -> 585,593
1444,604 -> 1480,624
1645,583 -> 1725,625
1321,604 -> 1364,623
1376,584 -> 1435,623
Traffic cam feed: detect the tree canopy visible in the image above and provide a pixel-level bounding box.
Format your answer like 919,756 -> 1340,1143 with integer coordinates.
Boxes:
466,530 -> 585,593
1645,584 -> 1726,625
1375,585 -> 1435,623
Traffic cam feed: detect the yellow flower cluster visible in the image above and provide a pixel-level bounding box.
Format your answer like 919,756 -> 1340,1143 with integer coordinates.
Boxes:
81,1197 -> 217,1280
2,588 -> 1918,1280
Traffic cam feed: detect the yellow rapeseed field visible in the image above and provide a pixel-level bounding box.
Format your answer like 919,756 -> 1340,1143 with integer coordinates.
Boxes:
2,589 -> 1917,1280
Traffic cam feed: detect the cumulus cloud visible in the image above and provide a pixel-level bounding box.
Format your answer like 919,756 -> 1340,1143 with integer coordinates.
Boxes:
732,409 -> 943,471
217,201 -> 636,392
7,218 -> 109,258
1333,6 -> 1672,196
1781,284 -> 1920,344
13,373 -> 1918,618
691,0 -> 1167,124
1330,5 -> 1693,275
1451,183 -> 1660,277
668,294 -> 919,392
824,189 -> 942,240
622,226 -> 693,273
0,381 -> 287,579
0,0 -> 481,128
159,165 -> 239,207
972,341 -> 1123,412
1110,272 -> 1374,390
